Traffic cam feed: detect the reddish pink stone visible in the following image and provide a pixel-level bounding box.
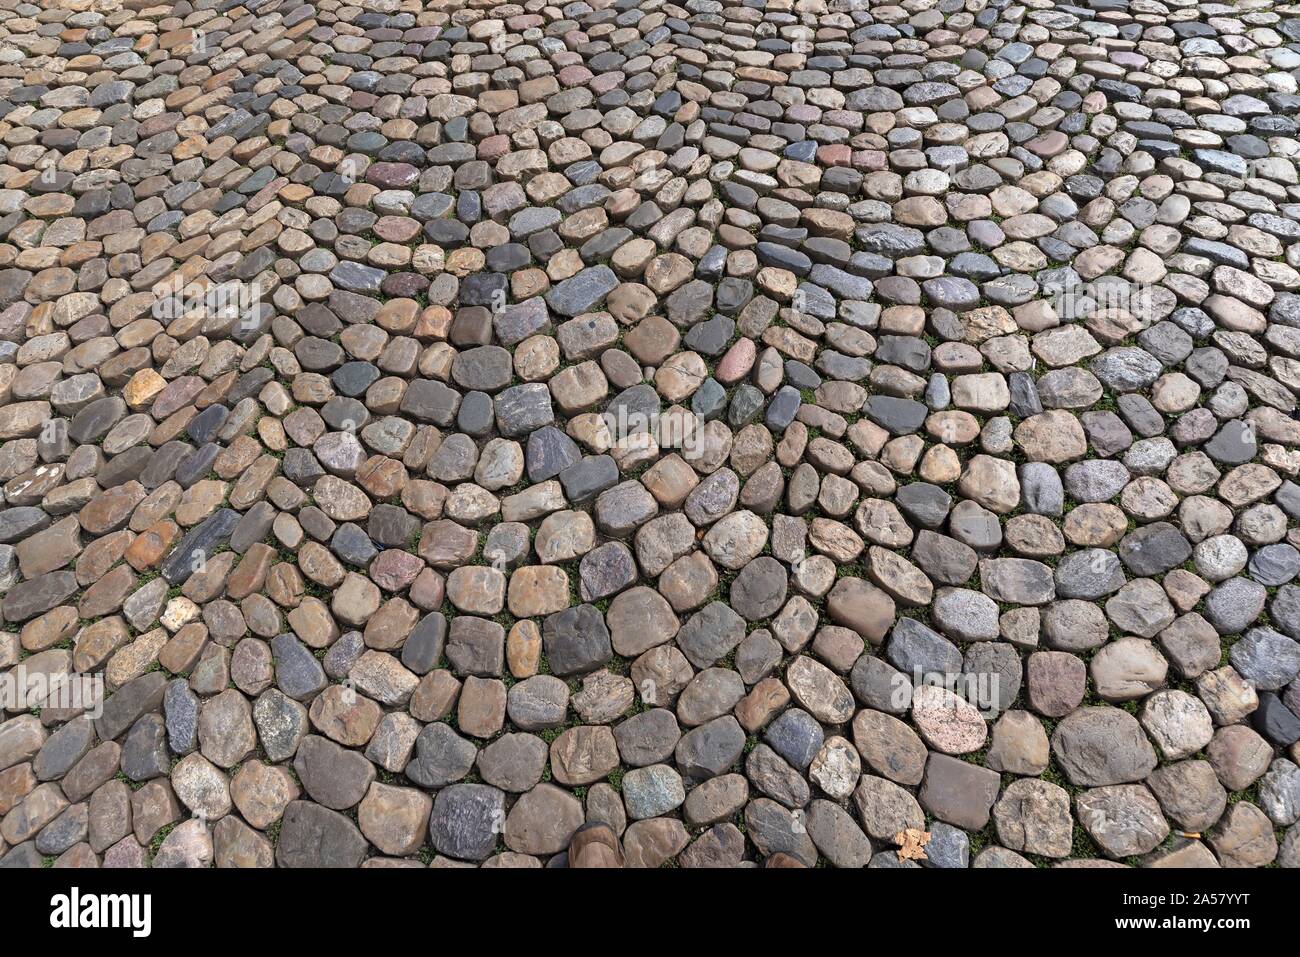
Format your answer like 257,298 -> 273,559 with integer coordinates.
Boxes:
370,550 -> 426,593
817,144 -> 852,167
1112,51 -> 1148,69
103,837 -> 146,868
153,375 -> 205,418
478,135 -> 510,161
558,64 -> 593,87
1026,130 -> 1068,158
247,176 -> 288,213
824,110 -> 864,131
716,337 -> 757,385
590,71 -> 625,95
410,567 -> 445,611
853,149 -> 888,171
373,215 -> 422,244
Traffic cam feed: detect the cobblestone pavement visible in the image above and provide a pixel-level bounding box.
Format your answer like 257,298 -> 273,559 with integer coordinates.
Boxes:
0,0 -> 1299,870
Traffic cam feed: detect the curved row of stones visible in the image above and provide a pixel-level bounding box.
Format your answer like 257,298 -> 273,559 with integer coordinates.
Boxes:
1,0 -> 1299,869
